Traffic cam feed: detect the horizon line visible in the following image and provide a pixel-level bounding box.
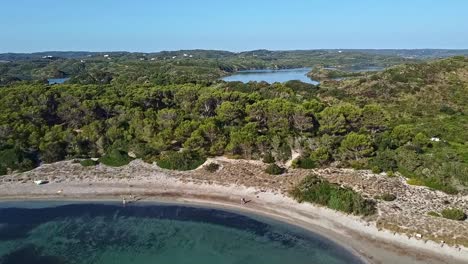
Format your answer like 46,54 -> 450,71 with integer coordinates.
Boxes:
2,48 -> 468,54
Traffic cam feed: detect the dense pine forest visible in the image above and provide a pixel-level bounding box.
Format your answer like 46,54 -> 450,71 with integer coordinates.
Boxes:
0,51 -> 467,194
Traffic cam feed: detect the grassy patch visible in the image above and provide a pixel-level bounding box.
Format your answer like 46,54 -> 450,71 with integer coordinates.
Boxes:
80,159 -> 99,167
406,178 -> 425,186
406,177 -> 458,194
427,211 -> 441,217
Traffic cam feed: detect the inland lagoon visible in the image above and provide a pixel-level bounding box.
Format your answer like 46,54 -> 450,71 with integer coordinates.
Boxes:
0,202 -> 363,264
221,68 -> 318,84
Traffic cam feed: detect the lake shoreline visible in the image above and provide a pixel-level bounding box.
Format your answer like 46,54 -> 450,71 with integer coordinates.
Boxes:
1,160 -> 467,264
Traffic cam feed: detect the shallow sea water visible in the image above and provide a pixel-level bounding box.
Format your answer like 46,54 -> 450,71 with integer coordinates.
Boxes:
0,203 -> 363,264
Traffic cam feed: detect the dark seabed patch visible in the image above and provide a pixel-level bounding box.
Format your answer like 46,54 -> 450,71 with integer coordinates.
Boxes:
0,203 -> 363,264
1,244 -> 67,264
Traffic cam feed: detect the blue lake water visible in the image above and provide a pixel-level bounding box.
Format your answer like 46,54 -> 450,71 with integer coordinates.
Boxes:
0,202 -> 363,264
222,68 -> 318,84
48,78 -> 70,85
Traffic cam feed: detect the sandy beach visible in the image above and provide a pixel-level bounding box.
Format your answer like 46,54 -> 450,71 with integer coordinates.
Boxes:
1,159 -> 467,264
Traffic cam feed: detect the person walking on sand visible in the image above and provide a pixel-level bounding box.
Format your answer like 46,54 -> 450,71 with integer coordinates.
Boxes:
241,198 -> 246,205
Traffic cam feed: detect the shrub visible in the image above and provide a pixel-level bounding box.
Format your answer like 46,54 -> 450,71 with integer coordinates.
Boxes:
40,142 -> 67,163
0,165 -> 6,175
205,163 -> 220,173
292,156 -> 316,169
441,208 -> 467,221
265,164 -> 285,175
349,159 -> 368,170
427,211 -> 440,217
80,159 -> 99,167
371,166 -> 382,174
0,147 -> 36,173
157,150 -> 206,171
262,153 -> 275,164
378,193 -> 397,201
310,147 -> 331,165
276,144 -> 292,162
369,149 -> 398,173
440,105 -> 456,115
99,149 -> 132,167
290,174 -> 376,216
339,132 -> 374,160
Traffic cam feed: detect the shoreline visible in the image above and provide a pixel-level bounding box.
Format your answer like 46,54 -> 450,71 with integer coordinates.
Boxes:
1,177 -> 467,264
0,195 -> 368,264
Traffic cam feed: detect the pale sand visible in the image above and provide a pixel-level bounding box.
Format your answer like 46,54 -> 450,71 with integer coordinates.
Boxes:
1,170 -> 467,264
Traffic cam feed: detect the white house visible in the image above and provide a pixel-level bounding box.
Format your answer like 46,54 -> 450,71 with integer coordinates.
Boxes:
430,137 -> 441,142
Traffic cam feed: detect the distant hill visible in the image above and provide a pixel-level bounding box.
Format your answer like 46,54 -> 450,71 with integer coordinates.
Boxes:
2,49 -> 468,61
343,49 -> 468,59
335,56 -> 468,113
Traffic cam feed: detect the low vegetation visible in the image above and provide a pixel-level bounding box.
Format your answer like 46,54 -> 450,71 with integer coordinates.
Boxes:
427,211 -> 441,217
307,66 -> 365,81
375,193 -> 397,201
265,164 -> 286,175
440,208 -> 467,221
262,153 -> 276,164
99,149 -> 132,167
0,53 -> 466,195
156,151 -> 206,171
204,162 -> 220,173
79,159 -> 99,167
292,156 -> 316,169
290,174 -> 376,216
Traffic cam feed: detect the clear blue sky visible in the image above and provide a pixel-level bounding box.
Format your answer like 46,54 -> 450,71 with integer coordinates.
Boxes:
1,0 -> 467,52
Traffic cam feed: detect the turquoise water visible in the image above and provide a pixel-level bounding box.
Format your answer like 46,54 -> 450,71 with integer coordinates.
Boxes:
0,202 -> 363,264
221,68 -> 319,84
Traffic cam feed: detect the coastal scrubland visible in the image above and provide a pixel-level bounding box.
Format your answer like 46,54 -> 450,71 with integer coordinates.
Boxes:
1,54 -> 467,196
